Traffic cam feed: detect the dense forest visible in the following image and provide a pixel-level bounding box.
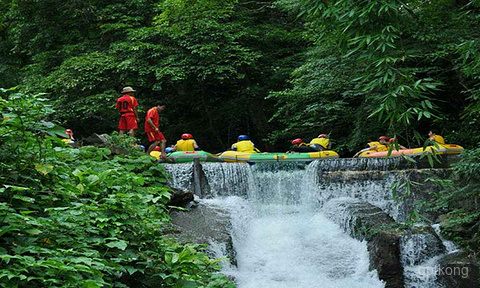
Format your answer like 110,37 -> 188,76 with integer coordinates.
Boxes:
1,0 -> 480,153
1,0 -> 480,286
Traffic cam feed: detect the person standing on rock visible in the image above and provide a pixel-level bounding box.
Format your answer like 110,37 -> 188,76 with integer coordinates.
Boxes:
145,102 -> 167,159
115,86 -> 140,137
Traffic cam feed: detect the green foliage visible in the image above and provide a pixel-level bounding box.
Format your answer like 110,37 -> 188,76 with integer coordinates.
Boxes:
426,147 -> 480,251
1,0 -> 480,152
273,0 -> 480,152
0,0 -> 305,151
0,90 -> 234,287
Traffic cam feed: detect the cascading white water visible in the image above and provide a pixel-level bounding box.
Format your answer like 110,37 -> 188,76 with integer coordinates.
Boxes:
164,163 -> 193,190
400,230 -> 446,288
200,162 -> 384,288
432,224 -> 458,254
201,163 -> 255,198
307,159 -> 412,221
164,159 -> 453,288
400,224 -> 460,288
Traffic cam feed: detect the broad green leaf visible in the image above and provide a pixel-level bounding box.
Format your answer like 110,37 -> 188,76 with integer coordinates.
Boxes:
106,240 -> 128,251
12,195 -> 35,203
35,163 -> 54,175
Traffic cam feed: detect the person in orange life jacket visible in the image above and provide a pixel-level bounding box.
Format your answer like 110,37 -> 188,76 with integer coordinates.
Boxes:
289,138 -> 322,153
173,133 -> 200,151
309,134 -> 330,150
115,86 -> 140,137
428,131 -> 445,145
231,135 -> 260,153
145,101 -> 167,158
388,137 -> 407,150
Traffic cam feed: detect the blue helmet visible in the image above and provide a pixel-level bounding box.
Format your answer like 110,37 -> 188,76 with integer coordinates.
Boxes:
165,147 -> 174,153
238,135 -> 249,141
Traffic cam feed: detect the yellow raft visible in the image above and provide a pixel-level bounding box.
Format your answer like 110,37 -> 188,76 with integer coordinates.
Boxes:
358,144 -> 464,158
219,150 -> 339,163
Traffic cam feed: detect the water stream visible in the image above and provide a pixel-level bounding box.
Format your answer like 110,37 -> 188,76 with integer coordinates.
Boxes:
164,160 -> 453,288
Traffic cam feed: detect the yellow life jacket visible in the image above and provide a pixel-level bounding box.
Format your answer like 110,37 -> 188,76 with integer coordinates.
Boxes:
309,138 -> 329,149
232,140 -> 257,153
375,144 -> 388,152
367,141 -> 387,152
431,135 -> 445,145
176,139 -> 195,151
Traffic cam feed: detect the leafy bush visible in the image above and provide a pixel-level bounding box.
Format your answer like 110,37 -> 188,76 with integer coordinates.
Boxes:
0,90 -> 234,287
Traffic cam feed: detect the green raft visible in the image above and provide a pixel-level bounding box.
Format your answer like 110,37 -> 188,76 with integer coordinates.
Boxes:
151,150 -> 221,163
219,150 -> 339,162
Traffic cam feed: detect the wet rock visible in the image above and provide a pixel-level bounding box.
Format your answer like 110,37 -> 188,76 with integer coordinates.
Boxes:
324,198 -> 451,287
170,203 -> 236,265
323,198 -> 404,288
437,251 -> 480,288
193,159 -> 211,197
167,188 -> 194,207
400,225 -> 445,266
368,232 -> 404,288
83,133 -> 109,145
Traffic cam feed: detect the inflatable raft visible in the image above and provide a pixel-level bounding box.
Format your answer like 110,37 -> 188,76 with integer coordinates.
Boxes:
358,144 -> 464,158
150,151 -> 221,163
219,150 -> 339,163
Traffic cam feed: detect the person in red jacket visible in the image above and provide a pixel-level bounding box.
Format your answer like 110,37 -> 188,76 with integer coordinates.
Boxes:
115,86 -> 139,137
145,101 -> 167,158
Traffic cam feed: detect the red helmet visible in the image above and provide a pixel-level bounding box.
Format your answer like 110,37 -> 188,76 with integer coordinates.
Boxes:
292,138 -> 303,145
389,138 -> 396,143
318,134 -> 327,138
378,136 -> 390,141
181,133 -> 193,139
65,129 -> 73,135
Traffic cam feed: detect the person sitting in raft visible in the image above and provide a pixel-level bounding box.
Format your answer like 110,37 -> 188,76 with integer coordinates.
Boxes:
231,135 -> 260,153
353,136 -> 390,157
173,133 -> 200,152
428,131 -> 445,145
309,133 -> 330,150
154,146 -> 174,153
289,138 -> 322,153
61,129 -> 75,145
388,137 -> 407,150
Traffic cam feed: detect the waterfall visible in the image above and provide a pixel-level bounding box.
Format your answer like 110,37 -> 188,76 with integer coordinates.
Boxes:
307,159 -> 413,221
164,159 -> 452,288
401,232 -> 445,288
194,162 -> 384,288
202,163 -> 255,198
400,224 -> 460,288
164,163 -> 193,190
164,162 -> 255,197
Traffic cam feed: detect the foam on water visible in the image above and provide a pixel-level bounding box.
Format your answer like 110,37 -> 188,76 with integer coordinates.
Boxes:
164,160 -> 451,288
201,163 -> 384,288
